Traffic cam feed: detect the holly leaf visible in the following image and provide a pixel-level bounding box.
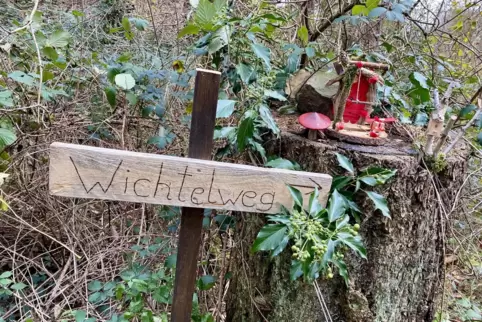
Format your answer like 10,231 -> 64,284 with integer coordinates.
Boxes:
236,63 -> 257,84
365,191 -> 390,218
335,153 -> 354,174
327,190 -> 346,222
251,224 -> 288,252
237,115 -> 254,151
409,71 -> 429,89
263,89 -> 286,101
287,185 -> 303,208
251,43 -> 271,71
337,232 -> 367,259
259,104 -> 280,135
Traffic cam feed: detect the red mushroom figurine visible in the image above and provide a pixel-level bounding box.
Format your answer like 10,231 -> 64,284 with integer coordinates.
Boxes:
298,112 -> 331,141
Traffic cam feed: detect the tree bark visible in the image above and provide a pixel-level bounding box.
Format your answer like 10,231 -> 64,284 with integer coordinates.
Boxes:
226,131 -> 469,322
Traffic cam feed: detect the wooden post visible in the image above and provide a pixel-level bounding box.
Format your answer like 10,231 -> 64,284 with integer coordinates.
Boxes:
171,69 -> 221,322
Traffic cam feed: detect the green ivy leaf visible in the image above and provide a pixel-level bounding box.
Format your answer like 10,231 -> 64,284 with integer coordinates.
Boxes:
265,158 -> 299,170
197,275 -> 216,290
8,71 -> 35,86
409,71 -> 429,89
251,224 -> 288,252
327,190 -> 346,222
287,186 -> 303,208
0,90 -> 14,107
115,73 -> 136,90
216,100 -> 236,118
365,191 -> 390,218
259,104 -> 280,135
297,26 -> 309,45
178,24 -> 200,38
263,89 -> 286,101
335,153 -> 354,174
251,43 -> 271,71
46,30 -> 71,48
237,115 -> 254,151
285,52 -> 300,74
104,86 -> 116,107
337,232 -> 367,259
88,280 -> 103,292
0,128 -> 16,148
331,176 -> 352,191
360,167 -> 397,186
236,63 -> 257,84
72,10 -> 84,17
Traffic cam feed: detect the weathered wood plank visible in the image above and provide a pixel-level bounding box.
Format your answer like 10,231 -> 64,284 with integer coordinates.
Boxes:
49,143 -> 332,214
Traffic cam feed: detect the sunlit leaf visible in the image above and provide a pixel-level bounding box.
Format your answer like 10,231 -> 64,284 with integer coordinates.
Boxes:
327,190 -> 346,222
178,24 -> 200,38
216,100 -> 236,118
9,71 -> 35,86
368,7 -> 387,18
114,73 -> 136,90
259,104 -> 280,135
297,26 -> 308,45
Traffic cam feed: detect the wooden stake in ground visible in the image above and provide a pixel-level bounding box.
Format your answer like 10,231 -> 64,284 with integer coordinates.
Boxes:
170,69 -> 221,322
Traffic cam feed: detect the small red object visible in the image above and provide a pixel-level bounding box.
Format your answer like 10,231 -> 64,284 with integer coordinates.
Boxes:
355,61 -> 364,68
368,76 -> 378,84
298,112 -> 331,130
336,122 -> 345,130
369,131 -> 379,138
374,116 -> 380,122
359,110 -> 368,118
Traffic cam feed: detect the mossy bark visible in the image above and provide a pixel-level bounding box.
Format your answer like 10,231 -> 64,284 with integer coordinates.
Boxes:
226,132 -> 469,322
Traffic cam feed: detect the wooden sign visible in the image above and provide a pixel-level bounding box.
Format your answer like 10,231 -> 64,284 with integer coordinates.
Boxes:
49,142 -> 332,214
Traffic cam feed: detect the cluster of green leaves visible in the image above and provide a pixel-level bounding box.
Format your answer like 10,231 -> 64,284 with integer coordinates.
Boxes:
336,0 -> 414,25
0,271 -> 28,296
252,154 -> 395,283
60,236 -> 215,322
435,297 -> 482,322
179,0 -> 330,162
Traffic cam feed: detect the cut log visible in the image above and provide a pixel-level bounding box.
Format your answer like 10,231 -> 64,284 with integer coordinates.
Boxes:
226,130 -> 470,322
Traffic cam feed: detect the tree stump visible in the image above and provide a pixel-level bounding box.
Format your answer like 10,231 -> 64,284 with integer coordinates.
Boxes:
226,131 -> 469,322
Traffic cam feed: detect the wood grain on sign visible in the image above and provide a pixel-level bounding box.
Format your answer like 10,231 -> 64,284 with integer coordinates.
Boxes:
49,143 -> 332,213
